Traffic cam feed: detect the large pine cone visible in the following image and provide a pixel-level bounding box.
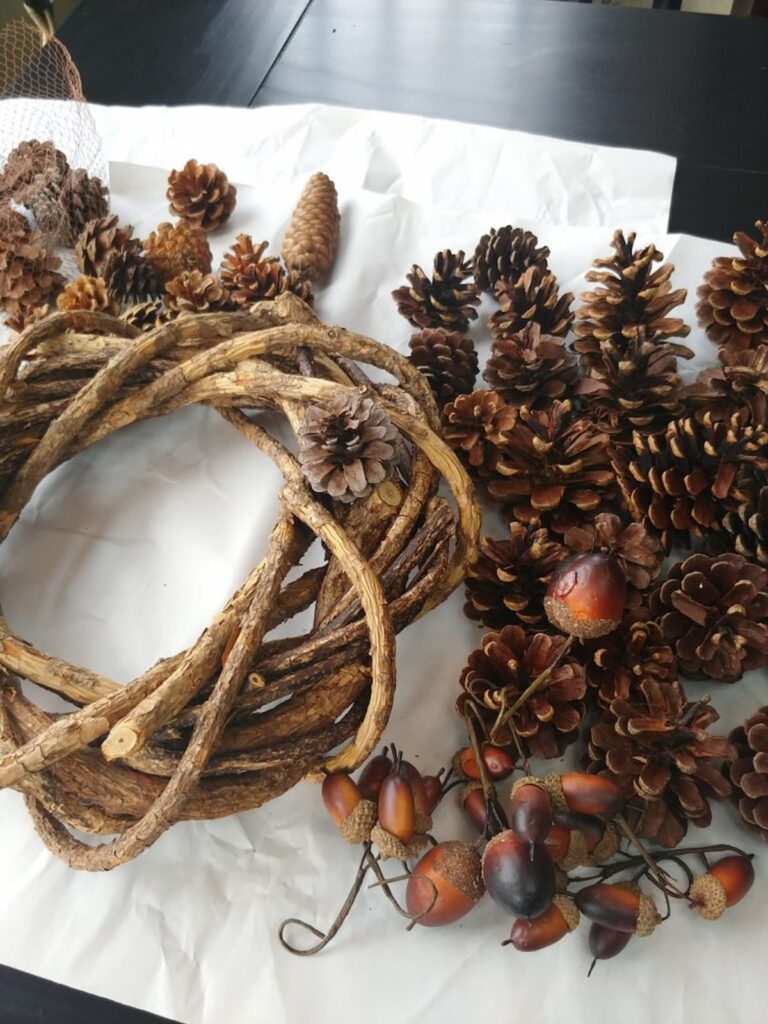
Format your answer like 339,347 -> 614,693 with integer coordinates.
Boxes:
473,226 -> 550,293
30,168 -> 110,245
441,389 -> 516,474
0,211 -> 63,318
144,220 -> 213,282
57,274 -> 119,315
75,215 -> 133,277
483,322 -> 578,408
220,236 -> 287,305
164,271 -> 230,315
728,706 -> 768,838
298,393 -> 397,503
697,221 -> 768,349
488,399 -> 615,534
650,552 -> 768,682
613,410 -> 768,553
282,172 -> 340,282
392,250 -> 479,333
586,679 -> 735,848
0,140 -> 68,203
580,611 -> 676,708
684,344 -> 768,425
458,627 -> 586,759
563,512 -> 662,602
167,159 -> 236,231
489,267 -> 574,342
464,522 -> 567,631
408,328 -> 478,407
104,241 -> 164,305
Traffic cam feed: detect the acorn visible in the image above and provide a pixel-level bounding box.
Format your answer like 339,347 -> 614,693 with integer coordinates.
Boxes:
543,552 -> 626,639
560,772 -> 624,817
689,855 -> 755,921
460,781 -> 488,833
506,894 -> 580,952
378,761 -> 416,844
481,744 -> 516,781
422,774 -> 444,814
322,772 -> 376,844
575,882 -> 661,936
554,811 -> 605,852
358,752 -> 393,800
542,822 -> 571,864
454,746 -> 481,780
406,841 -> 485,927
588,922 -> 632,964
401,760 -> 430,816
482,830 -> 556,920
510,780 -> 552,845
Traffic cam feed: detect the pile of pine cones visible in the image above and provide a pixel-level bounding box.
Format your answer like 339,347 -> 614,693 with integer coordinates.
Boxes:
395,220 -> 768,848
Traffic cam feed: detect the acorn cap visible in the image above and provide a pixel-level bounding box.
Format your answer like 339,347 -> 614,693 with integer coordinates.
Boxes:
616,881 -> 661,936
541,772 -> 568,812
438,841 -> 485,902
510,775 -> 551,803
557,828 -> 589,872
588,821 -> 620,865
372,823 -> 427,861
543,596 -> 619,640
414,812 -> 433,835
689,874 -> 727,921
553,893 -> 580,932
339,798 -> 376,844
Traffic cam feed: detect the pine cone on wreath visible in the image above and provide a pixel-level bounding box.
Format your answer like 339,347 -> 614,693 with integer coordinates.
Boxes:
57,274 -> 119,315
164,271 -> 230,315
696,220 -> 768,349
0,213 -> 63,318
441,389 -> 516,474
408,328 -> 478,407
220,236 -> 286,305
103,241 -> 164,305
728,705 -> 768,838
121,300 -> 169,333
144,220 -> 213,282
282,172 -> 340,282
473,226 -> 550,293
482,322 -> 579,408
392,250 -> 479,333
75,215 -> 133,277
167,159 -> 236,231
489,266 -> 574,341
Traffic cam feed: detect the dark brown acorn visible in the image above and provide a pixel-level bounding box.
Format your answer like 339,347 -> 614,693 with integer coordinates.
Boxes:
588,922 -> 632,963
482,744 -> 516,780
542,822 -> 571,863
506,895 -> 579,952
460,782 -> 488,833
482,830 -> 556,919
321,772 -> 361,826
510,783 -> 552,845
401,760 -> 430,816
357,753 -> 393,800
378,764 -> 416,844
554,811 -> 605,853
575,882 -> 660,936
561,772 -> 624,817
406,841 -> 485,927
422,774 -> 444,813
544,552 -> 627,639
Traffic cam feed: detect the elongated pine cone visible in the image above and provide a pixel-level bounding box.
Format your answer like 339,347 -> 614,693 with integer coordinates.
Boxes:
143,220 -> 213,282
488,399 -> 615,534
104,241 -> 164,305
392,250 -> 479,333
408,328 -> 478,407
483,322 -> 578,408
580,610 -> 676,708
563,512 -> 662,602
728,706 -> 768,837
650,552 -> 768,682
57,275 -> 119,316
121,300 -> 169,333
697,220 -> 768,349
473,226 -> 550,293
458,627 -> 586,759
721,476 -> 768,566
75,215 -> 133,277
464,522 -> 567,630
220,236 -> 286,305
441,389 -> 516,474
281,172 -> 340,282
298,392 -> 397,503
164,271 -> 230,315
586,679 -> 735,848
489,267 -> 574,341
0,210 -> 63,318
167,159 -> 236,231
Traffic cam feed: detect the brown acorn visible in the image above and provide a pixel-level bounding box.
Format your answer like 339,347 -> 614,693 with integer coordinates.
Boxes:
460,782 -> 488,833
506,895 -> 580,952
544,552 -> 627,638
510,781 -> 552,845
406,842 -> 485,927
481,744 -> 516,780
401,761 -> 430,817
542,822 -> 571,863
575,882 -> 660,936
422,774 -> 444,813
588,923 -> 632,964
357,752 -> 393,800
553,811 -> 605,853
482,830 -> 556,919
560,772 -> 625,817
378,764 -> 416,844
689,855 -> 755,920
321,772 -> 361,826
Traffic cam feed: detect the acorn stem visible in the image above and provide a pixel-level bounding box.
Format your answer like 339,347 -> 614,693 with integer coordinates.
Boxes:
507,637 -> 573,717
615,814 -> 687,898
463,709 -> 508,838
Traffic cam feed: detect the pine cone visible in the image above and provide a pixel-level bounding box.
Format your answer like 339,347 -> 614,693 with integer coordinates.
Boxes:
580,610 -> 677,708
728,705 -> 768,838
573,230 -> 690,365
220,235 -> 286,304
482,322 -> 579,408
392,250 -> 479,333
121,300 -> 169,333
104,241 -> 163,305
489,267 -> 574,341
0,215 -> 63,318
0,140 -> 68,204
143,220 -> 213,282
281,172 -> 340,282
4,303 -> 50,336
696,220 -> 768,349
30,168 -> 109,245
167,159 -> 236,231
488,399 -> 615,534
613,410 -> 768,553
464,522 -> 567,630
650,552 -> 768,682
75,215 -> 133,276
721,478 -> 768,566
298,392 -> 397,503
586,679 -> 735,848
473,226 -> 550,293
441,389 -> 516,474
56,274 -> 119,315
164,271 -> 230,315
684,344 -> 768,425
282,268 -> 315,307
408,328 -> 478,407
457,627 -> 586,759
563,512 -> 662,600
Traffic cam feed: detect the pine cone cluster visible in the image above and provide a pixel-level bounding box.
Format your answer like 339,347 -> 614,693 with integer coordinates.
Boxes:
697,220 -> 768,349
473,226 -> 550,293
144,220 -> 213,282
164,271 -> 230,315
0,207 -> 63,319
408,328 -> 478,407
75,214 -> 133,277
57,274 -> 119,315
489,267 -> 574,341
392,250 -> 479,333
441,389 -> 516,474
167,159 -> 236,231
483,322 -> 578,408
728,706 -> 768,838
282,172 -> 340,282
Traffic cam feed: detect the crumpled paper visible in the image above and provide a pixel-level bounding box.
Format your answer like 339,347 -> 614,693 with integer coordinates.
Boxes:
0,103 -> 762,1024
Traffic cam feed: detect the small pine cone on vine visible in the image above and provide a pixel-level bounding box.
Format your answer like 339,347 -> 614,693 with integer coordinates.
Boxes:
649,552 -> 768,683
298,392 -> 397,503
408,328 -> 478,407
220,235 -> 287,305
104,241 -> 164,305
164,271 -> 230,315
563,512 -> 662,604
441,389 -> 516,475
482,322 -> 578,408
728,705 -> 768,838
473,226 -> 550,293
57,275 -> 119,316
488,399 -> 615,535
683,344 -> 768,425
75,214 -> 133,277
121,300 -> 169,333
580,609 -> 677,708
488,267 -> 574,341
392,250 -> 479,333
143,220 -> 213,282
464,522 -> 567,631
696,220 -> 768,349
167,159 -> 236,231
586,678 -> 735,848
282,172 -> 340,282
457,627 -> 586,759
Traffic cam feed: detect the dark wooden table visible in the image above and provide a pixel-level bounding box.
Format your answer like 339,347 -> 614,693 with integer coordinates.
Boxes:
5,1 -> 768,1021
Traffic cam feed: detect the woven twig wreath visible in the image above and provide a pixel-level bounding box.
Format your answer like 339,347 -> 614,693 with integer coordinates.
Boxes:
0,292 -> 479,869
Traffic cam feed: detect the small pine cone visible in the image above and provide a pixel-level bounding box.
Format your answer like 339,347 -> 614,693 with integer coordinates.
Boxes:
473,226 -> 550,293
441,389 -> 516,475
408,328 -> 478,407
392,250 -> 479,334
721,479 -> 768,567
219,235 -> 285,304
104,241 -> 164,304
464,521 -> 567,630
144,220 -> 213,282
0,221 -> 63,318
0,139 -> 68,203
167,159 -> 236,231
56,275 -> 119,316
61,169 -> 110,245
689,874 -> 728,921
164,270 -> 230,315
483,322 -> 579,409
282,172 -> 340,282
121,300 -> 169,333
489,267 -> 574,341
684,344 -> 768,426
298,392 -> 397,503
4,303 -> 50,337
457,628 -> 587,758
75,215 -> 133,276
580,610 -> 676,708
338,798 -> 377,844
0,206 -> 32,244
696,220 -> 768,349
563,512 -> 662,599
728,705 -> 768,838
282,268 -> 315,307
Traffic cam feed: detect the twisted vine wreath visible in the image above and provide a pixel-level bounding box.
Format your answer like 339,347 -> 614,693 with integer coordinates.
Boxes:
0,292 -> 479,870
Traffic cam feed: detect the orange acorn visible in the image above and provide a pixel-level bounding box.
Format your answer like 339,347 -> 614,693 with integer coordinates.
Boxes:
378,764 -> 416,844
454,746 -> 481,780
460,781 -> 487,833
406,841 -> 485,927
689,855 -> 755,920
322,772 -> 361,826
422,774 -> 444,813
544,552 -> 626,639
401,760 -> 430,816
542,822 -> 571,863
506,895 -> 579,952
560,772 -> 624,817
